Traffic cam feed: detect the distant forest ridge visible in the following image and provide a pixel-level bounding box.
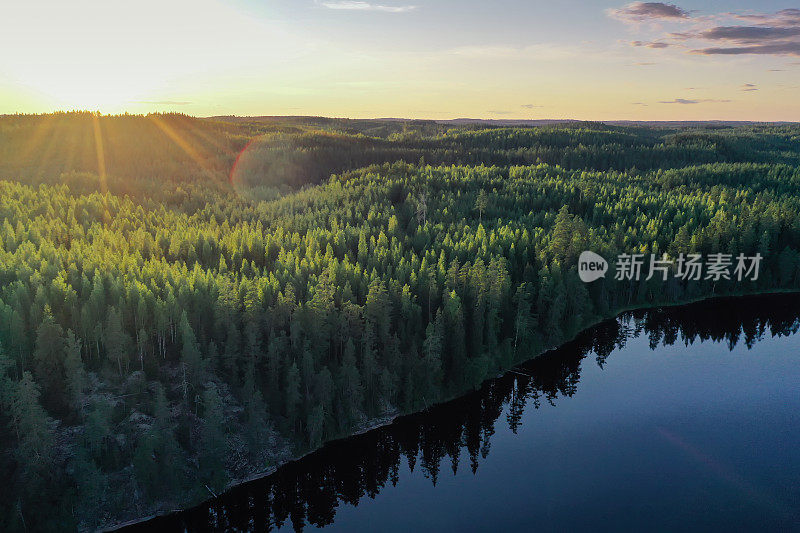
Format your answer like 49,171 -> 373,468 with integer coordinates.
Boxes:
2,112 -> 800,194
213,115 -> 799,127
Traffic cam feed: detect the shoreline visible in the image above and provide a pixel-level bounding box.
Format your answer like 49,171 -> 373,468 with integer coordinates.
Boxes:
104,287 -> 799,532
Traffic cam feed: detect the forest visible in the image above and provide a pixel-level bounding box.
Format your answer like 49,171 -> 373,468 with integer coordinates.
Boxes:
1,113 -> 800,530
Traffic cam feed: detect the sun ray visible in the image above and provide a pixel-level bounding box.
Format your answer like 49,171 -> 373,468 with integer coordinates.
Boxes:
17,114 -> 54,174
34,114 -> 75,180
148,114 -> 212,175
91,113 -> 108,194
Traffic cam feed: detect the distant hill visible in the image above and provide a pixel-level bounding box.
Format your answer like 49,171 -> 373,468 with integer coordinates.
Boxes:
0,112 -> 250,187
3,113 -> 800,195
210,115 -> 799,129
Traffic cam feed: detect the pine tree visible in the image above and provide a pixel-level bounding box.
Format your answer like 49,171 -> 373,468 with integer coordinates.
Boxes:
199,384 -> 227,491
10,371 -> 53,470
512,283 -> 532,357
104,307 -> 131,377
475,189 -> 489,222
284,361 -> 302,431
339,343 -> 364,426
32,307 -> 67,411
63,331 -> 85,414
179,311 -> 204,395
306,404 -> 325,448
422,311 -> 444,397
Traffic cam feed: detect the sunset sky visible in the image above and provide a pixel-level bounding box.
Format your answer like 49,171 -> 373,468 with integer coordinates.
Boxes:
2,1 -> 799,120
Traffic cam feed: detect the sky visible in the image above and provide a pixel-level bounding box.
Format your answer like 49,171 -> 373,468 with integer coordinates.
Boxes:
1,0 -> 800,120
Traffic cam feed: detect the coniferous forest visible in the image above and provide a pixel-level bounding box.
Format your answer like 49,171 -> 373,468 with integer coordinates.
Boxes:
1,113 -> 800,530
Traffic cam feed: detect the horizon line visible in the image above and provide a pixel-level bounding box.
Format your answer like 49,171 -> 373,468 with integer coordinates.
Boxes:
3,111 -> 798,124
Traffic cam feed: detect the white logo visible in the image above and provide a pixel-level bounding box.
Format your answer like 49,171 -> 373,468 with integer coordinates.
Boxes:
578,251 -> 608,282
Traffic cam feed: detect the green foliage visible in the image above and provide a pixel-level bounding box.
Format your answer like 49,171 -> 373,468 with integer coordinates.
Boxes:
2,115 -> 800,528
7,371 -> 53,482
63,331 -> 85,414
199,384 -> 227,492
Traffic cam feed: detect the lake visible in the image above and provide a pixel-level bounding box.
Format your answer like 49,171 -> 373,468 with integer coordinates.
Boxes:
125,293 -> 800,532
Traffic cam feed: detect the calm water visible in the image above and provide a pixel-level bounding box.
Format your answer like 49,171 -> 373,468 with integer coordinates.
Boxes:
129,294 -> 800,532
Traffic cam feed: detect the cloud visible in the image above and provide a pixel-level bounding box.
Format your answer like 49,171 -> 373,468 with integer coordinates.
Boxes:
731,9 -> 800,27
319,1 -> 416,13
768,68 -> 785,71
609,2 -> 690,22
740,83 -> 758,91
521,104 -> 544,109
617,7 -> 800,57
669,31 -> 693,40
658,98 -> 732,104
699,26 -> 800,43
632,102 -> 649,105
691,42 -> 800,56
634,61 -> 658,65
631,40 -> 671,48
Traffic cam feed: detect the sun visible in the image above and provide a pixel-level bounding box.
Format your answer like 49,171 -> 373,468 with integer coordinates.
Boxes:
4,51 -> 162,114
47,80 -> 150,114
1,0 -> 257,115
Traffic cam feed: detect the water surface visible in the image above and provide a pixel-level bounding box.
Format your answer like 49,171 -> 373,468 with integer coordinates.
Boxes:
129,294 -> 800,532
